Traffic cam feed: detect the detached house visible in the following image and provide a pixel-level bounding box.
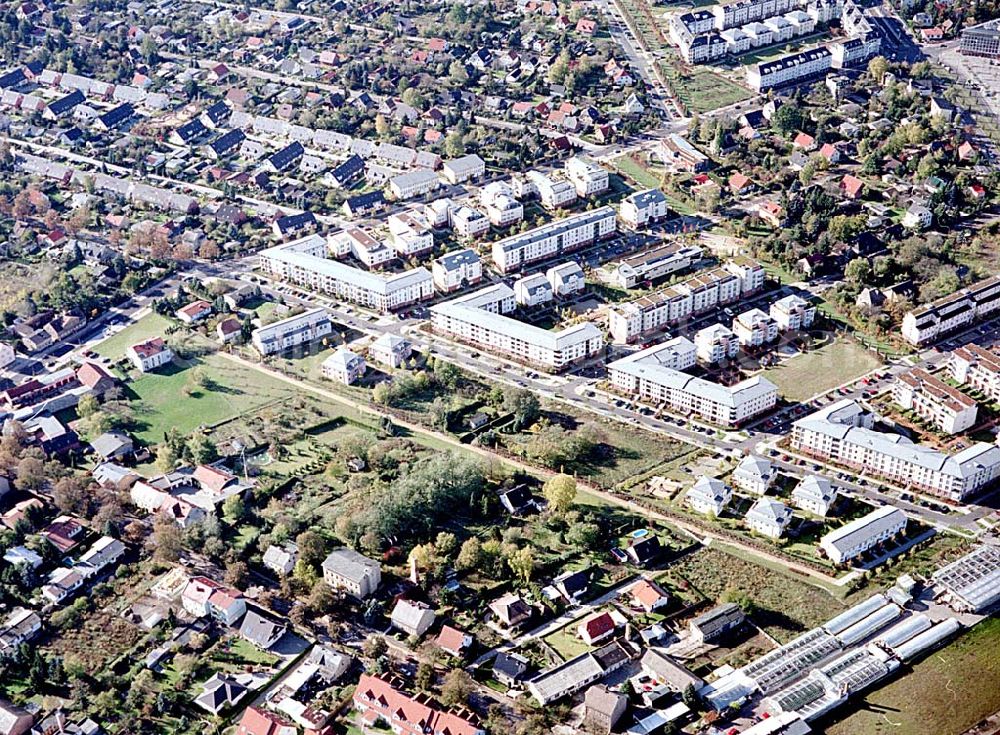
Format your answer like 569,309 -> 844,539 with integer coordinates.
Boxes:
578,611 -> 617,645
321,547 -> 381,598
182,577 -> 247,625
127,337 -> 173,372
745,497 -> 793,538
391,599 -> 436,637
731,454 -> 777,495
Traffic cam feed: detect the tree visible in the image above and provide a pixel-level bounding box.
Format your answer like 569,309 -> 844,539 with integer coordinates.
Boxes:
844,257 -> 873,286
16,456 -> 45,491
53,477 -> 88,516
444,130 -> 465,158
154,443 -> 178,474
456,537 -> 482,571
435,531 -> 458,559
415,661 -> 435,691
440,669 -> 474,707
682,683 -> 703,711
503,389 -> 539,430
543,474 -> 577,514
375,114 -> 390,138
224,559 -> 248,588
506,546 -> 534,584
868,56 -> 889,84
222,495 -> 246,524
296,530 -> 326,568
770,104 -> 804,137
186,434 -> 217,465
151,514 -> 182,562
77,394 -> 100,419
364,635 -> 388,659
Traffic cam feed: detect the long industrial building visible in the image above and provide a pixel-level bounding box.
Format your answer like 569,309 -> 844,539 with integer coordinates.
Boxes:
429,284 -> 604,371
791,399 -> 1000,501
492,206 -> 616,274
961,19 -> 1000,57
259,234 -> 433,313
608,259 -> 766,343
608,339 -> 778,426
902,275 -> 1000,346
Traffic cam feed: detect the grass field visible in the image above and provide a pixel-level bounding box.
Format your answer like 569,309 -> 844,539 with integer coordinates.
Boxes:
611,155 -> 660,189
659,58 -> 753,114
127,353 -> 301,442
762,338 -> 882,402
664,547 -> 845,642
825,617 -> 1000,735
93,312 -> 174,361
544,623 -> 596,660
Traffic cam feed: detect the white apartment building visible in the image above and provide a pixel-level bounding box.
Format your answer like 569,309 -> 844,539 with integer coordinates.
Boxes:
430,284 -> 604,371
547,262 -> 586,296
820,505 -> 906,564
432,248 -> 482,293
791,399 -> 1000,501
442,153 -> 485,185
608,260 -> 763,343
612,243 -> 704,289
566,156 -> 610,197
525,170 -> 578,209
733,308 -> 779,347
480,181 -> 524,227
492,206 -> 617,274
608,341 -> 778,426
321,347 -> 366,385
892,367 -> 978,435
331,227 -> 394,268
695,323 -> 740,363
725,257 -> 767,294
687,476 -> 733,516
732,454 -> 777,495
514,273 -> 554,307
770,294 -> 816,331
368,333 -> 412,369
259,235 -> 434,313
387,211 -> 434,257
388,170 -> 441,200
745,497 -> 793,539
792,476 -> 838,517
619,189 -> 671,229
251,307 -> 332,356
902,275 -> 1000,346
321,547 -> 381,598
950,343 -> 1000,402
452,205 -> 491,239
127,337 -> 173,372
422,198 -> 454,228
747,46 -> 832,92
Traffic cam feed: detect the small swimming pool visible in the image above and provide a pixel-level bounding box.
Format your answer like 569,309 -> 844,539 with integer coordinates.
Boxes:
630,529 -> 649,538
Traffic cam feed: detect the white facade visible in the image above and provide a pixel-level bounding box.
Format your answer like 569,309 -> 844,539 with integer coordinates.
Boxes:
792,399 -> 1000,501
695,323 -> 740,364
745,497 -> 793,538
322,548 -> 381,598
389,170 -> 441,200
526,171 -> 578,209
687,476 -> 733,516
430,284 -> 604,371
387,211 -> 435,256
432,248 -> 483,293
892,367 -> 978,435
733,308 -> 779,347
451,206 -> 490,239
252,308 -> 332,356
608,341 -> 778,426
514,273 -> 554,307
566,157 -> 610,197
901,276 -> 1000,346
820,505 -> 906,564
492,207 -> 616,274
321,348 -> 366,385
950,343 -> 1000,403
259,235 -> 434,313
369,333 -> 413,368
547,262 -> 586,296
331,228 -> 394,269
770,295 -> 816,331
731,455 -> 777,495
619,189 -> 671,229
792,476 -> 838,516
480,181 -> 524,227
442,153 -> 485,184
127,338 -> 174,372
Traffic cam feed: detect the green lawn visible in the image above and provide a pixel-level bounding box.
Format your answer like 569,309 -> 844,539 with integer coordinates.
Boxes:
126,353 -> 300,442
658,58 -> 754,114
611,155 -> 660,189
544,623 -> 597,661
93,312 -> 174,361
762,338 -> 883,402
825,617 -> 1000,735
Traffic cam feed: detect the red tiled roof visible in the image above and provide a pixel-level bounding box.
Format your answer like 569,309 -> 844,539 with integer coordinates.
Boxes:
582,611 -> 615,639
435,625 -> 469,654
76,362 -> 113,389
193,464 -> 236,493
793,132 -> 815,148
131,337 -> 168,359
353,675 -> 480,735
236,706 -> 296,735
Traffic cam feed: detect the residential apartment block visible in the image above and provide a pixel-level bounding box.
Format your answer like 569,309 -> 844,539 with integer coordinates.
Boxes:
251,308 -> 332,356
619,189 -> 672,229
259,235 -> 434,313
430,284 -> 604,371
820,505 -> 907,564
566,156 -> 610,197
441,153 -> 486,185
547,261 -> 586,296
892,367 -> 978,435
791,399 -> 1000,501
612,242 -> 704,289
608,340 -> 778,426
321,547 -> 381,598
492,206 -> 617,274
950,343 -> 1000,403
902,275 -> 1000,346
770,294 -> 816,331
608,259 -> 765,343
733,308 -> 779,347
694,323 -> 740,363
432,248 -> 483,293
480,181 -> 524,227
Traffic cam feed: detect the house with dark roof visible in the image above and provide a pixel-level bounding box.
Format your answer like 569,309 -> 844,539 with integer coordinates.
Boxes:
624,535 -> 662,566
493,651 -> 529,685
207,129 -> 246,159
201,100 -> 231,129
95,103 -> 134,131
265,141 -> 305,172
343,191 -> 387,218
171,117 -> 208,146
239,608 -> 287,650
44,89 -> 85,120
553,568 -> 591,603
499,484 -> 536,514
194,674 -> 247,714
272,211 -> 316,239
329,154 -> 365,187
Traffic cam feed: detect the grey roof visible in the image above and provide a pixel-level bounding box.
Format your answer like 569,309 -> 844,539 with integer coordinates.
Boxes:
435,247 -> 480,271
821,505 -> 906,555
194,674 -> 246,713
321,547 -> 379,584
89,430 -> 133,458
239,609 -> 286,649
